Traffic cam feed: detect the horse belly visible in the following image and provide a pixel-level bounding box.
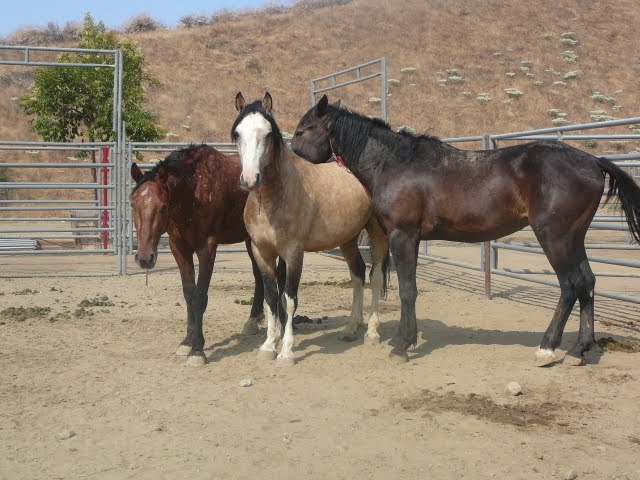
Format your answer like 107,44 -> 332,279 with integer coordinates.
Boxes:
304,181 -> 372,251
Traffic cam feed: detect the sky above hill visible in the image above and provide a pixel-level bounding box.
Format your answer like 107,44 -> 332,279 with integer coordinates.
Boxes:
0,0 -> 272,37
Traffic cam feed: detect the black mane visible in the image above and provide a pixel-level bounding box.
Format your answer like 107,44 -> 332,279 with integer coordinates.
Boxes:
131,143 -> 206,195
324,105 -> 443,166
231,100 -> 285,160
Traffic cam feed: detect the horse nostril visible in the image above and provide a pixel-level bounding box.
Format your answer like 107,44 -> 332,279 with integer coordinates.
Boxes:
149,253 -> 155,264
255,173 -> 260,186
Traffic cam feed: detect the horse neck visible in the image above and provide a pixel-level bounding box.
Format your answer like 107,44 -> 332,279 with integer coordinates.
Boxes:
165,172 -> 195,219
256,148 -> 298,205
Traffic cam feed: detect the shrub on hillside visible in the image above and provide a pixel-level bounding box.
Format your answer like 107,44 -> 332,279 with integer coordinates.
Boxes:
121,14 -> 165,34
295,0 -> 351,10
179,14 -> 213,28
4,21 -> 82,46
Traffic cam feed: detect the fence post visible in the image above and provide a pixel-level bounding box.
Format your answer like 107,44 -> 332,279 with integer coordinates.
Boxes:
482,135 -> 493,299
100,146 -> 110,253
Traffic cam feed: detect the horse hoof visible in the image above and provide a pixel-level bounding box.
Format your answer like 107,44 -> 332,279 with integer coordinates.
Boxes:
257,349 -> 277,361
175,344 -> 191,356
339,332 -> 358,343
563,353 -> 585,367
276,355 -> 296,367
241,321 -> 261,335
534,348 -> 557,367
388,349 -> 409,364
186,353 -> 206,367
364,334 -> 381,345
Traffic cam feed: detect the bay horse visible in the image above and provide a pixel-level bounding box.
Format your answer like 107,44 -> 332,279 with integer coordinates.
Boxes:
130,144 -> 265,367
231,92 -> 390,366
292,94 -> 640,366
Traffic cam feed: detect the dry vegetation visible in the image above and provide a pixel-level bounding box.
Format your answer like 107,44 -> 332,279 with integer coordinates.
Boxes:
1,0 -> 639,177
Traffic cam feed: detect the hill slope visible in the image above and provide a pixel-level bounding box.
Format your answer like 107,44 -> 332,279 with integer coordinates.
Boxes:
1,0 -> 639,152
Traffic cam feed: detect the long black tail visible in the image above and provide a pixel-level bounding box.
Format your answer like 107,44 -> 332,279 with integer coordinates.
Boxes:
598,156 -> 640,243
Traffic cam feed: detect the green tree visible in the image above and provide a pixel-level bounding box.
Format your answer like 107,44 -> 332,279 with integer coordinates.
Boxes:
20,14 -> 164,145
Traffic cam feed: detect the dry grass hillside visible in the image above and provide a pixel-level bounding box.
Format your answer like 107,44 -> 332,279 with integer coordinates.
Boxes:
1,0 -> 640,157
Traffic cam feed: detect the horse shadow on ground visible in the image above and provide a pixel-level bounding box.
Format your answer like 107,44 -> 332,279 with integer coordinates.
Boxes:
201,310 -> 640,365
203,315 -> 362,363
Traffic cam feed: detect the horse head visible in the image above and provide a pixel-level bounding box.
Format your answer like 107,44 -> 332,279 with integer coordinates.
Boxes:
291,94 -> 340,164
231,91 -> 283,190
130,162 -> 170,269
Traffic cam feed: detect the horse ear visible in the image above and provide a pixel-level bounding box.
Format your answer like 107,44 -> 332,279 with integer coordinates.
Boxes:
235,92 -> 245,112
156,164 -> 168,183
131,163 -> 143,182
316,95 -> 329,116
332,99 -> 341,108
263,92 -> 273,113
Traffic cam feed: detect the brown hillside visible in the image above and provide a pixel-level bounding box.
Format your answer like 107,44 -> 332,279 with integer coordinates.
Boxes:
1,0 -> 639,150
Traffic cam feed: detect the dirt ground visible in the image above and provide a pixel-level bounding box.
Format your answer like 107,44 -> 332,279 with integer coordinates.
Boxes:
1,251 -> 639,480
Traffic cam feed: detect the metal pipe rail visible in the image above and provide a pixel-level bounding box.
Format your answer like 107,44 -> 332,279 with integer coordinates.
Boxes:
310,57 -> 387,122
0,183 -> 114,189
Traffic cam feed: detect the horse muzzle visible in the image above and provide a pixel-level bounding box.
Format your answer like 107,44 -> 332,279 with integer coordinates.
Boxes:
135,251 -> 157,269
240,172 -> 261,190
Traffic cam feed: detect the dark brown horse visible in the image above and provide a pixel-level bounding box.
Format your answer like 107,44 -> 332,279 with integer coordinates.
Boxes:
292,95 -> 640,366
130,145 -> 265,367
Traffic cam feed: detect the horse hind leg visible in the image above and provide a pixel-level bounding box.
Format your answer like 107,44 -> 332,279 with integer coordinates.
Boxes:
564,254 -> 596,366
338,237 -> 366,342
534,227 -> 594,366
364,222 -> 390,345
241,239 -> 265,335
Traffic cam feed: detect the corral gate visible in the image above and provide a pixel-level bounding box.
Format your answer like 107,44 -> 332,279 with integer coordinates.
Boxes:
0,45 -> 125,276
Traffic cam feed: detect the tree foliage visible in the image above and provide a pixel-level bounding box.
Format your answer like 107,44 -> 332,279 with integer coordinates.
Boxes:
20,14 -> 164,143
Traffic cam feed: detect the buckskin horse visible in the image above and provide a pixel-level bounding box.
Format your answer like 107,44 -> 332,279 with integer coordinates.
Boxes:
130,144 -> 265,367
291,94 -> 640,366
231,92 -> 389,366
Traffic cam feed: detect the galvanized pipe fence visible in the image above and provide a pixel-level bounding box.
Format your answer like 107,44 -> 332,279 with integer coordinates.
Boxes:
2,48 -> 639,309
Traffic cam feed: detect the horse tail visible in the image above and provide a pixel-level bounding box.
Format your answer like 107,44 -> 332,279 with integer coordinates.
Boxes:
597,156 -> 640,244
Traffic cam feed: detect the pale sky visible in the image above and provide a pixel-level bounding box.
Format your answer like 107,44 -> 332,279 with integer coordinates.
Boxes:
0,0 -> 274,37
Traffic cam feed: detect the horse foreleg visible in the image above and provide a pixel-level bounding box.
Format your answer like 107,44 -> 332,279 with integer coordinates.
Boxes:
389,229 -> 419,364
185,243 -> 218,367
365,220 -> 389,345
253,244 -> 281,361
241,240 -> 265,335
171,242 -> 196,357
276,257 -> 287,329
338,237 -> 366,342
277,250 -> 303,367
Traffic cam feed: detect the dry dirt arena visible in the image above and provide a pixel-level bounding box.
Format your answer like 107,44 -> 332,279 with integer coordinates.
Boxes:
1,250 -> 639,480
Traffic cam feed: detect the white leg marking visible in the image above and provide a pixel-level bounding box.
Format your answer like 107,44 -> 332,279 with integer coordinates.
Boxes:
535,347 -> 557,367
277,293 -> 296,365
340,275 -> 364,341
259,302 -> 279,356
365,263 -> 382,344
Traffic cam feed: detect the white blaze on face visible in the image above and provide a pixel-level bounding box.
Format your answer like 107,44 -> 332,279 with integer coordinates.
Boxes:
236,112 -> 272,188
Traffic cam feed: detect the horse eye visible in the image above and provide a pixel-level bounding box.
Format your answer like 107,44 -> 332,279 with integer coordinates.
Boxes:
232,131 -> 239,140
294,130 -> 303,137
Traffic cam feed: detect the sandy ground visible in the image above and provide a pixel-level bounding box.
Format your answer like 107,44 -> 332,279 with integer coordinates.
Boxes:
1,251 -> 639,480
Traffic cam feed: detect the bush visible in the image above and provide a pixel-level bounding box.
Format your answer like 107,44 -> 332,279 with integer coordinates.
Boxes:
179,14 -> 212,28
294,0 -> 351,10
121,14 -> 165,33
